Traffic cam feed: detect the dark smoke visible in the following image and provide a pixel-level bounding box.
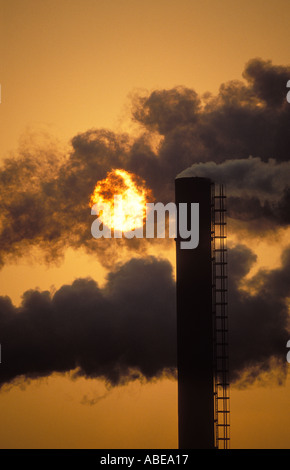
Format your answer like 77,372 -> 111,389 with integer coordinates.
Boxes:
1,57 -> 290,388
1,58 -> 290,268
0,248 -> 289,389
176,157 -> 290,230
228,245 -> 290,386
0,257 -> 177,388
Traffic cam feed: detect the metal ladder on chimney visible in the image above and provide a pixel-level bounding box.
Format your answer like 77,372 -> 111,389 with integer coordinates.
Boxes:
211,183 -> 230,449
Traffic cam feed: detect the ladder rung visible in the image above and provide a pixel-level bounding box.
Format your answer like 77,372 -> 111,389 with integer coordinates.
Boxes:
217,411 -> 230,413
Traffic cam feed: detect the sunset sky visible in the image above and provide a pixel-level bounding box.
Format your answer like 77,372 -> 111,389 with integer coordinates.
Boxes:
1,0 -> 290,449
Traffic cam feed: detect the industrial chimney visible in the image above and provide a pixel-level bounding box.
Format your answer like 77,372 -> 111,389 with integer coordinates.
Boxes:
175,176 -> 229,450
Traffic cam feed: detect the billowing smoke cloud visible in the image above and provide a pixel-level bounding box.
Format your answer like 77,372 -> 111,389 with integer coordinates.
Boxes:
0,130 -> 143,269
0,248 -> 289,389
228,244 -> 290,386
176,157 -> 290,229
0,257 -> 177,388
1,58 -> 290,268
131,57 -> 290,166
1,57 -> 290,389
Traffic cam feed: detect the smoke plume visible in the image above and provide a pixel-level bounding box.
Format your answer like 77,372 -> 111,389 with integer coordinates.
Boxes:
0,257 -> 177,388
0,247 -> 289,389
1,57 -> 290,388
1,58 -> 290,268
176,157 -> 290,229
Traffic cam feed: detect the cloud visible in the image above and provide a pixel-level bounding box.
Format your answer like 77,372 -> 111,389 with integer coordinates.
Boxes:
176,157 -> 290,229
228,244 -> 290,386
131,87 -> 201,135
176,157 -> 290,198
0,249 -> 289,389
0,57 -> 290,390
243,58 -> 290,108
1,58 -> 290,267
0,130 -> 159,269
0,257 -> 177,388
132,58 -> 290,164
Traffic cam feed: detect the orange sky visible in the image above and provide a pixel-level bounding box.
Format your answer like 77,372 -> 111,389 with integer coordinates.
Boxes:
1,0 -> 290,449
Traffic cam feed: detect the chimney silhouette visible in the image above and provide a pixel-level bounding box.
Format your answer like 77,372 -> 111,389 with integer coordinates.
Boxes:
175,176 -> 214,449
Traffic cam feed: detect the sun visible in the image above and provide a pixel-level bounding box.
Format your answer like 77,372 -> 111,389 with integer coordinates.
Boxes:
90,169 -> 152,232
